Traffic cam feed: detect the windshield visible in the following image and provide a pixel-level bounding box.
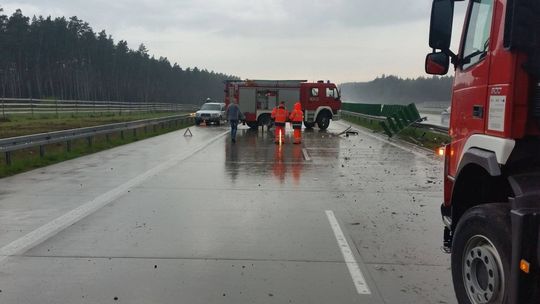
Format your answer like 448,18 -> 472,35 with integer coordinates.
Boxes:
461,0 -> 493,69
326,87 -> 340,99
200,104 -> 221,111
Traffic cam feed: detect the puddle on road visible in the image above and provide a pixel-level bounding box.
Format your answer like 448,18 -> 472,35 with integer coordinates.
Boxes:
223,128 -> 343,185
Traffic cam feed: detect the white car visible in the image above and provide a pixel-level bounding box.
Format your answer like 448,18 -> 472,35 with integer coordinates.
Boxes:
195,103 -> 225,125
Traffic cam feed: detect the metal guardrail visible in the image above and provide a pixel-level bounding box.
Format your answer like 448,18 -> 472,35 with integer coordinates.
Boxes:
0,98 -> 199,116
0,114 -> 194,165
341,110 -> 449,134
417,121 -> 450,134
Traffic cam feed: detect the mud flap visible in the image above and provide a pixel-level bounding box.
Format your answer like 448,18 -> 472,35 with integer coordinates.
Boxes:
508,172 -> 540,304
509,209 -> 540,304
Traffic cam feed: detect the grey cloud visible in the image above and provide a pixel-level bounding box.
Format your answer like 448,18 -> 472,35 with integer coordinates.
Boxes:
5,0 -> 433,37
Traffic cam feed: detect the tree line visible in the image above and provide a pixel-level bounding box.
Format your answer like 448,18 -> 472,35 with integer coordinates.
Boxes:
340,75 -> 453,104
0,8 -> 237,103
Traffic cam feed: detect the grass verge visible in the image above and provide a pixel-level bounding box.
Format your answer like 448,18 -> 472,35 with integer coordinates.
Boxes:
0,112 -> 188,139
342,112 -> 450,151
0,120 -> 193,178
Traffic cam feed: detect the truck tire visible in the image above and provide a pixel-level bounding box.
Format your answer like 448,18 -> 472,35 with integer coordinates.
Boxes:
451,203 -> 511,304
195,119 -> 201,126
316,112 -> 331,130
304,121 -> 315,129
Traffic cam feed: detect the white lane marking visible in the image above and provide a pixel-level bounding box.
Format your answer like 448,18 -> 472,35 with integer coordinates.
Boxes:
302,148 -> 311,161
0,130 -> 229,264
325,210 -> 371,295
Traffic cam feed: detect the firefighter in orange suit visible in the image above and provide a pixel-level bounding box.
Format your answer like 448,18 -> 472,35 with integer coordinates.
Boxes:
272,101 -> 288,144
289,102 -> 303,144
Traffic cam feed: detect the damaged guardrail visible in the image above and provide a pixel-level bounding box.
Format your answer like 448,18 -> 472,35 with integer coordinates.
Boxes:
341,110 -> 449,136
0,114 -> 194,165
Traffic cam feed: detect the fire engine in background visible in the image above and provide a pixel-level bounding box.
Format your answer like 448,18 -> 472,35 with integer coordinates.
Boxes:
426,0 -> 540,303
224,79 -> 341,130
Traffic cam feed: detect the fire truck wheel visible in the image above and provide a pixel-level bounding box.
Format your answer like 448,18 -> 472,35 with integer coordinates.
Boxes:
451,203 -> 510,304
304,122 -> 315,129
316,112 -> 331,130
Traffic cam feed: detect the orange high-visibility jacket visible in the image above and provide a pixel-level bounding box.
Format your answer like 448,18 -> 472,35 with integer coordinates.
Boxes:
271,107 -> 278,119
274,106 -> 289,125
289,102 -> 303,122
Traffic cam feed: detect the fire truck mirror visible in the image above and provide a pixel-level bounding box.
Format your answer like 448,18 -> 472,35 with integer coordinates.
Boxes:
429,0 -> 454,51
425,51 -> 450,75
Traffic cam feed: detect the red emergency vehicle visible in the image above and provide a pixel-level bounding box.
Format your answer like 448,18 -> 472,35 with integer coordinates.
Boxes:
426,0 -> 540,303
224,79 -> 341,130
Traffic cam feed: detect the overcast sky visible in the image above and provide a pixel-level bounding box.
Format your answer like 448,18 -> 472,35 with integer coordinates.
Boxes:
2,0 -> 466,83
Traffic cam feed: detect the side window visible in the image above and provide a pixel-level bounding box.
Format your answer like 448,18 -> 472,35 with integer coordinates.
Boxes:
461,0 -> 493,70
310,88 -> 319,97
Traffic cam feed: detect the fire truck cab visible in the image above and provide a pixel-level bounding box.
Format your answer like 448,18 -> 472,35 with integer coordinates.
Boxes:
224,80 -> 342,130
426,0 -> 540,303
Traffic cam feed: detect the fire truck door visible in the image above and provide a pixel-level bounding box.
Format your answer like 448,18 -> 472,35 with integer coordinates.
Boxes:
449,0 -> 494,176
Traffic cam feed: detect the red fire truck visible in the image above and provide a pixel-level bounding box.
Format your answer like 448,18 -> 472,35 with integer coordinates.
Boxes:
224,79 -> 342,130
426,0 -> 540,303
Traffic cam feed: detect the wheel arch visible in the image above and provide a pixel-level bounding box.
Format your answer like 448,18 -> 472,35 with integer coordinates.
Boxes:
459,135 -> 515,165
451,149 -> 513,231
255,111 -> 272,121
314,106 -> 333,120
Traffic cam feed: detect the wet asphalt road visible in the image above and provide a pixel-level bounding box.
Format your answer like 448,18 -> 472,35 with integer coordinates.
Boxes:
0,121 -> 456,303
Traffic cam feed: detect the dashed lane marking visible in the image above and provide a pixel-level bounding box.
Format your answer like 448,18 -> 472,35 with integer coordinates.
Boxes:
302,148 -> 311,161
325,210 -> 371,295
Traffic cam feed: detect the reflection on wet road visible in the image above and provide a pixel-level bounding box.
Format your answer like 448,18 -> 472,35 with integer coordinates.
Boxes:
0,122 -> 456,303
225,130 -> 307,185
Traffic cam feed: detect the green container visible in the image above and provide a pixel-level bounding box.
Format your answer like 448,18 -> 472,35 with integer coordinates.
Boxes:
397,111 -> 409,125
407,103 -> 421,121
386,117 -> 398,133
391,115 -> 404,129
342,103 -> 382,116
